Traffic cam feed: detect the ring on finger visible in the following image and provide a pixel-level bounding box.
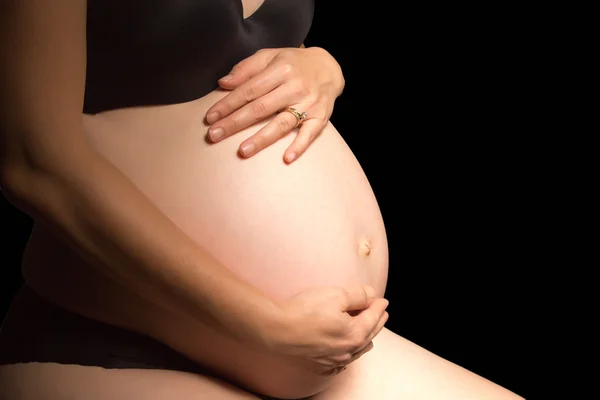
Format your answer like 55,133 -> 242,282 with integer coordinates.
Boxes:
281,107 -> 308,128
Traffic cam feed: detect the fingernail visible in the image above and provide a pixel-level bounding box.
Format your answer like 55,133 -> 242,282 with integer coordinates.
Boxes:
208,127 -> 225,141
219,74 -> 233,81
206,112 -> 220,124
240,142 -> 255,157
285,152 -> 296,163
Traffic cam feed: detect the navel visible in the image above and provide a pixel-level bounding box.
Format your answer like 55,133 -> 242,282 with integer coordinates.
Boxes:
358,239 -> 372,257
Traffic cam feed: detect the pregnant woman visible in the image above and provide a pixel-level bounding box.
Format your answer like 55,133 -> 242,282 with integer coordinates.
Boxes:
0,1 -> 523,399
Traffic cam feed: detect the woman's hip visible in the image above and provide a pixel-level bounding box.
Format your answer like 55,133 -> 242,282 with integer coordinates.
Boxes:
0,285 -> 326,399
0,284 -> 205,373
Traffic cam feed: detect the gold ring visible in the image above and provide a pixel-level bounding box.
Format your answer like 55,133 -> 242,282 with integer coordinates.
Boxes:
283,107 -> 308,128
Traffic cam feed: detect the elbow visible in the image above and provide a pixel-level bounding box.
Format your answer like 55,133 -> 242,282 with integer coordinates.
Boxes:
1,160 -> 81,228
1,129 -> 90,210
0,149 -> 82,219
1,160 -> 30,203
1,115 -> 92,217
1,161 -> 48,216
0,114 -> 98,221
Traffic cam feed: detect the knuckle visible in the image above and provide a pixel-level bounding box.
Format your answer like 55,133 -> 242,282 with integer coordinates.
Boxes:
242,85 -> 256,102
330,316 -> 348,336
332,287 -> 349,303
280,62 -> 295,77
307,91 -> 320,103
276,117 -> 292,133
291,82 -> 309,98
278,49 -> 294,58
228,117 -> 239,132
220,104 -> 233,116
250,101 -> 268,118
364,314 -> 378,331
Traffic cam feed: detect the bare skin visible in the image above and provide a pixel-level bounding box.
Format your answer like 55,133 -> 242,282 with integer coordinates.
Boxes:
0,283 -> 522,400
242,0 -> 265,18
0,0 -> 387,383
1,95 -> 524,400
0,364 -> 262,400
0,1 -> 524,399
0,327 -> 523,400
18,100 -> 390,398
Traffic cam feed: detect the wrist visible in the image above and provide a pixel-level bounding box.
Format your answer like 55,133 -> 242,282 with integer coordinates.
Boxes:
307,46 -> 345,96
243,296 -> 292,352
208,280 -> 287,351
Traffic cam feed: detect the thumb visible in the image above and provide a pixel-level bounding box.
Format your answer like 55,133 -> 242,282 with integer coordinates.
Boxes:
218,48 -> 278,89
341,286 -> 375,311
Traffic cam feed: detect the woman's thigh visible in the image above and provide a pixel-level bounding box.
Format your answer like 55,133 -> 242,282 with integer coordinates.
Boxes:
312,328 -> 524,400
0,363 -> 260,400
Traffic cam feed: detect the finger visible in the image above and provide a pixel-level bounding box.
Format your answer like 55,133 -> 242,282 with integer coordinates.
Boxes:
207,85 -> 294,142
311,340 -> 374,370
283,118 -> 327,163
206,65 -> 284,125
238,107 -> 304,158
217,48 -> 278,89
341,285 -> 376,312
312,351 -> 353,366
318,366 -> 347,377
370,311 -> 389,341
295,357 -> 336,376
345,341 -> 374,365
304,356 -> 338,371
309,357 -> 339,369
353,298 -> 389,340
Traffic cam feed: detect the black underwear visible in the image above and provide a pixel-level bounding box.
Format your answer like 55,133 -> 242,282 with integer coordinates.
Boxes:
0,285 -> 291,400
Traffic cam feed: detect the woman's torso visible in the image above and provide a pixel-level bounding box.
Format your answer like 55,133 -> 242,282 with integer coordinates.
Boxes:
21,90 -> 389,396
17,0 -> 390,397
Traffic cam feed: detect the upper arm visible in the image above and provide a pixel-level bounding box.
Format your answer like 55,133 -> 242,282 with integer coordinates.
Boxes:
0,0 -> 87,183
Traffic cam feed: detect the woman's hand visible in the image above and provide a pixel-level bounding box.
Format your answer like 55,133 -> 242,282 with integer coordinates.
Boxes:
266,286 -> 389,376
205,46 -> 345,163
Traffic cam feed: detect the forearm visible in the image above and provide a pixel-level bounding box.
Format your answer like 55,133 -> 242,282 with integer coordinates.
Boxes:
2,144 -> 278,348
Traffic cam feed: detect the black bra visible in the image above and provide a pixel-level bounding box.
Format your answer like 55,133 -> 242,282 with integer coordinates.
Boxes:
83,0 -> 314,114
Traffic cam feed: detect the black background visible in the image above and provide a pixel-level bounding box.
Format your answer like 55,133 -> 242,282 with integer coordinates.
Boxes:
1,2 -> 533,399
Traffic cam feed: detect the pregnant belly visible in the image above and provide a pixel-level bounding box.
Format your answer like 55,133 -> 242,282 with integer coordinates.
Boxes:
22,90 -> 389,398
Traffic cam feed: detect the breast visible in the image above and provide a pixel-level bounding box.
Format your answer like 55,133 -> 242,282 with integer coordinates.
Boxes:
84,0 -> 314,113
81,91 -> 388,299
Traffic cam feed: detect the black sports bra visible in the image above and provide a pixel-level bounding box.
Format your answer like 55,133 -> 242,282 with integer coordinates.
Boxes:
83,0 -> 314,114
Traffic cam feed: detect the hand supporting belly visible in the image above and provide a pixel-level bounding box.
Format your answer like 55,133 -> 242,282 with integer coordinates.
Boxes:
23,95 -> 389,398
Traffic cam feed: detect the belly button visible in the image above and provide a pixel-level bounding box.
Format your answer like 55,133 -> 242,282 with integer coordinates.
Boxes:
358,239 -> 372,257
